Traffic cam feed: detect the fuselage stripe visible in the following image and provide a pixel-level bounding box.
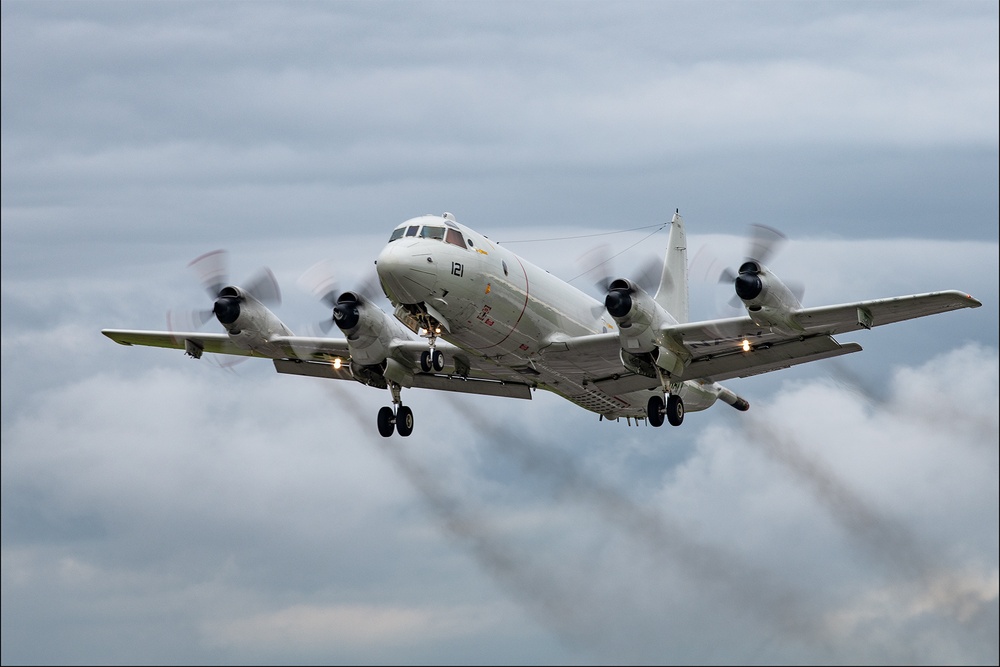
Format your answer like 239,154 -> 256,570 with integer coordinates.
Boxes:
473,255 -> 531,352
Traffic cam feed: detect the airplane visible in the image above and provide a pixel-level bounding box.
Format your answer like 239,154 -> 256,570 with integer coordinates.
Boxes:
102,211 -> 982,437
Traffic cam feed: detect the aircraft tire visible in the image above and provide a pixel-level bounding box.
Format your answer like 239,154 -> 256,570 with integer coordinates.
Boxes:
396,405 -> 414,437
647,395 -> 665,427
419,351 -> 432,373
432,349 -> 445,372
667,394 -> 684,426
377,406 -> 395,438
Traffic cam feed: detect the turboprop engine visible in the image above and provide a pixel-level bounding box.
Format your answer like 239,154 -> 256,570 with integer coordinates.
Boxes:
604,279 -> 688,380
171,249 -> 292,358
731,261 -> 805,334
332,291 -> 396,367
718,224 -> 805,335
211,285 -> 290,341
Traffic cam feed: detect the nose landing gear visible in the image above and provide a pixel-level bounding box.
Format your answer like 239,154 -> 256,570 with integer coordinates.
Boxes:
419,348 -> 444,373
418,318 -> 446,373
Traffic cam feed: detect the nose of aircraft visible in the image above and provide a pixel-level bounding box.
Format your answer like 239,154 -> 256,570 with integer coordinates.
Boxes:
376,240 -> 438,305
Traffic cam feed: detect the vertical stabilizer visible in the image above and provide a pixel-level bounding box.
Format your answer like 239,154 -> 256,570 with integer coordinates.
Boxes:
653,210 -> 689,323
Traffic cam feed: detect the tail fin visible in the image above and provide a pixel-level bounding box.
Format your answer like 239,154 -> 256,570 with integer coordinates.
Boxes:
653,210 -> 689,323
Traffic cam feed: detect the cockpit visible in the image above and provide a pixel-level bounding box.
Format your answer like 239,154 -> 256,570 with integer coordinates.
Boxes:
387,217 -> 471,250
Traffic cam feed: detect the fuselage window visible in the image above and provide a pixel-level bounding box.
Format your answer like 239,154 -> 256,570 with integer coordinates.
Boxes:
405,225 -> 420,237
445,228 -> 466,248
389,227 -> 406,242
502,260 -> 509,276
420,226 -> 446,241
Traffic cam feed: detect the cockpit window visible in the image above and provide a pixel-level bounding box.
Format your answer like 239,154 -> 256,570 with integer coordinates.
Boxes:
388,222 -> 467,249
420,226 -> 445,240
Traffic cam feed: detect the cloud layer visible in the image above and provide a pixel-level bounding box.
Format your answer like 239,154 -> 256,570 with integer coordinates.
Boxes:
2,2 -> 997,664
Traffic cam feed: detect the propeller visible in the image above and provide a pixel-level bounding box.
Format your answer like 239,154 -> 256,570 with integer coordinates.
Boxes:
577,243 -> 662,294
168,249 -> 282,332
719,224 -> 788,284
706,224 -> 805,307
298,259 -> 383,334
165,249 -> 282,370
576,242 -> 663,317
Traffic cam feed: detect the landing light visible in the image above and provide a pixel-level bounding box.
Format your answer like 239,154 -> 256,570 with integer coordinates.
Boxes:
741,339 -> 751,352
333,358 -> 343,370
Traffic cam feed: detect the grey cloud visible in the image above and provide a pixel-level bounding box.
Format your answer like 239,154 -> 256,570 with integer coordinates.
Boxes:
2,1 -> 997,664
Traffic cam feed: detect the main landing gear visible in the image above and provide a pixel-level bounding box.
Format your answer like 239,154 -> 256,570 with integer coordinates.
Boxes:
647,393 -> 684,427
377,381 -> 414,438
376,335 -> 445,437
377,404 -> 413,437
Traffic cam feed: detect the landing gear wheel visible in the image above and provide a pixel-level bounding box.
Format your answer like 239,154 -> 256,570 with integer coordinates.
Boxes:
647,395 -> 665,427
421,349 -> 444,373
666,394 -> 684,426
396,405 -> 414,437
377,406 -> 395,438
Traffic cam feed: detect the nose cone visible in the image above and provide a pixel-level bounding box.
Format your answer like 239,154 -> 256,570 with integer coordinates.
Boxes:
376,240 -> 438,305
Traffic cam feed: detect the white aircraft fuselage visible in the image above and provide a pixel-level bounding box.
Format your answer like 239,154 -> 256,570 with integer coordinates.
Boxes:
377,214 -> 612,358
374,213 -> 724,418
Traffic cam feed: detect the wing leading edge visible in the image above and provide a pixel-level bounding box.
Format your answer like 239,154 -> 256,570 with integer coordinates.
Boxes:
103,329 -> 258,357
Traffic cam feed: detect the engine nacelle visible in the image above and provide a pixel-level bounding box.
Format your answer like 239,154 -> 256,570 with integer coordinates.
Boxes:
732,262 -> 804,334
212,286 -> 293,357
605,279 -> 660,353
332,292 -> 403,366
605,278 -> 692,379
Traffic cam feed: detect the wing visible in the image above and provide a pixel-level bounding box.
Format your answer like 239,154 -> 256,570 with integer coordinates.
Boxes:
103,329 -> 532,398
102,329 -> 354,359
538,332 -> 662,399
663,290 -> 981,382
272,338 -> 533,399
103,329 -> 261,356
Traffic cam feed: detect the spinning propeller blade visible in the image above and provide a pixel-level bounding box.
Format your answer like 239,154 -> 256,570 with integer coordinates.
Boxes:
188,249 -> 230,300
745,224 -> 786,266
166,249 -> 282,370
298,260 -> 383,334
691,223 -> 804,311
169,248 -> 281,330
576,242 -> 664,318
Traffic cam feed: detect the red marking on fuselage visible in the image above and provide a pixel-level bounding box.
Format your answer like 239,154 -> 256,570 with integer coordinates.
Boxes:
471,255 -> 531,352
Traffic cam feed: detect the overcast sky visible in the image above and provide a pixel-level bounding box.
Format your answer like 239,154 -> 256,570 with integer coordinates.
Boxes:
2,2 -> 998,665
